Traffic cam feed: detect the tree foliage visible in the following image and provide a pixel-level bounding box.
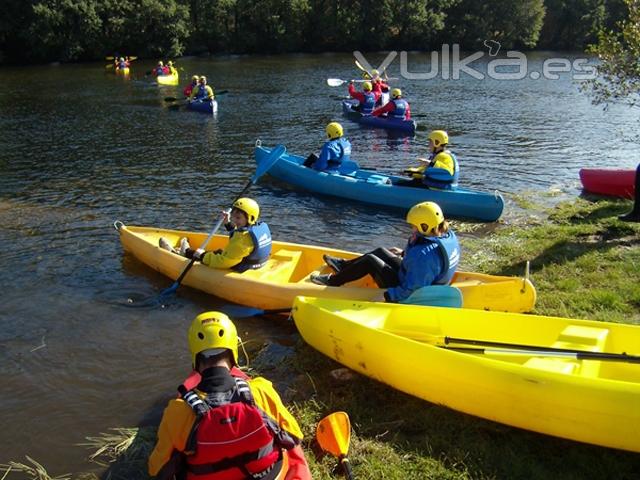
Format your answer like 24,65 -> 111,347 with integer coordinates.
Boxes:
0,0 -> 632,64
583,0 -> 640,107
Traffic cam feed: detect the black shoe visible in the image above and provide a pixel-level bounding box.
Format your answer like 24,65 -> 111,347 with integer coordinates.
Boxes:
323,254 -> 346,272
311,273 -> 333,286
618,212 -> 640,222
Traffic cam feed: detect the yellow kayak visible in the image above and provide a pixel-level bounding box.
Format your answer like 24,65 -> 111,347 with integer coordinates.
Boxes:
115,67 -> 130,76
156,72 -> 179,85
292,296 -> 640,453
115,224 -> 536,312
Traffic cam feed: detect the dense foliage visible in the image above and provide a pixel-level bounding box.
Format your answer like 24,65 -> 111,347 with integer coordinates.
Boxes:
0,0 -> 629,63
583,0 -> 640,107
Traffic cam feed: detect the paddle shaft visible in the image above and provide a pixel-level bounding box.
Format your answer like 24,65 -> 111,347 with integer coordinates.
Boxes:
443,346 -> 640,363
340,456 -> 354,480
444,337 -> 640,363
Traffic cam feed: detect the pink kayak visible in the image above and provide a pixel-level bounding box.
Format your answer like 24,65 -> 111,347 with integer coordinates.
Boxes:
579,168 -> 636,199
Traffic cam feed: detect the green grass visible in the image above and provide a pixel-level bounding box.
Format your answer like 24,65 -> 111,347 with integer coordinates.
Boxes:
2,197 -> 640,480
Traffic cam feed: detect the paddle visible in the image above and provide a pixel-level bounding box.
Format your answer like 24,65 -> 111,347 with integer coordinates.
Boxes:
443,337 -> 640,363
158,144 -> 286,297
443,346 -> 640,363
316,412 -> 354,480
327,78 -> 369,87
219,285 -> 462,318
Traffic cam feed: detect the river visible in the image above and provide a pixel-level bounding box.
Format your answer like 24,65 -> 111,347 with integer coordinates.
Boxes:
0,52 -> 638,473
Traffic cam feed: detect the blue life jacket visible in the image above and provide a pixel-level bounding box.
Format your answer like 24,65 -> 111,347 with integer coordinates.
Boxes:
386,230 -> 460,302
361,92 -> 376,115
155,66 -> 165,75
390,99 -> 408,119
314,137 -> 352,171
231,222 -> 272,272
423,150 -> 460,189
118,61 -> 128,69
194,84 -> 208,100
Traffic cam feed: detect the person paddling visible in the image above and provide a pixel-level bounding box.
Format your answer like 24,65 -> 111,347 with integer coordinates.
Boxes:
166,60 -> 177,75
372,88 -> 411,120
184,75 -> 199,97
153,61 -> 166,76
311,201 -> 460,303
303,122 -> 352,172
347,80 -> 381,115
159,198 -> 272,272
116,57 -> 129,71
188,76 -> 215,102
404,130 -> 459,189
148,311 -> 312,480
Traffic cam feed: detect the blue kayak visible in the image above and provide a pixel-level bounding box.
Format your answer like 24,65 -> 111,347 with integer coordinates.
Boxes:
342,99 -> 417,135
255,145 -> 504,222
186,99 -> 218,114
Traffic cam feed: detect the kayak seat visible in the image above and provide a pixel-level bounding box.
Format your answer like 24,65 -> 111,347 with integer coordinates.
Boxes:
524,325 -> 609,378
258,249 -> 302,283
366,174 -> 392,185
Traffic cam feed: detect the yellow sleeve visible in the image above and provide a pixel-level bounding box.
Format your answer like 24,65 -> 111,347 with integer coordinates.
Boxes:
206,86 -> 214,99
432,152 -> 455,175
148,399 -> 196,476
202,230 -> 254,269
249,377 -> 304,441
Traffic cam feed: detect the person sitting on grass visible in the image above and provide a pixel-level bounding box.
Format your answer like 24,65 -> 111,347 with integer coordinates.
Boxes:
372,88 -> 411,120
159,197 -> 272,272
148,311 -> 312,480
303,122 -> 352,172
189,76 -> 215,102
403,130 -> 459,189
311,201 -> 460,303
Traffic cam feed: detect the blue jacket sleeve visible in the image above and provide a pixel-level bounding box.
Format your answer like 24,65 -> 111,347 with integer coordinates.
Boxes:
313,142 -> 332,171
385,243 -> 443,302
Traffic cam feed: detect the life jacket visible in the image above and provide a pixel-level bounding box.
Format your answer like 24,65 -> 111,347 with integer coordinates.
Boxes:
183,378 -> 284,480
423,150 -> 460,189
390,99 -> 408,119
424,231 -> 460,285
155,66 -> 165,76
328,137 -> 352,169
195,84 -> 210,100
230,222 -> 272,272
361,91 -> 376,114
118,61 -> 128,69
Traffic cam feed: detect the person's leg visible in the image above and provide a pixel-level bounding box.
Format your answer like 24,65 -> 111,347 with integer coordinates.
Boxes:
327,252 -> 399,288
619,163 -> 640,221
303,153 -> 318,168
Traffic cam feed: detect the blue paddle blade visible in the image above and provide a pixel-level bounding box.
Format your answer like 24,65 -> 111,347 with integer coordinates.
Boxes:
220,304 -> 267,318
252,144 -> 286,182
400,285 -> 463,308
159,282 -> 179,298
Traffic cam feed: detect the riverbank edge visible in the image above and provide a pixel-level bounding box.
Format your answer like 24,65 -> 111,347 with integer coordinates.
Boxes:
2,196 -> 639,479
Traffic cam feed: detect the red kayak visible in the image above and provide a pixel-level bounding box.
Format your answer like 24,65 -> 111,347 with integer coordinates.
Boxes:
579,168 -> 636,199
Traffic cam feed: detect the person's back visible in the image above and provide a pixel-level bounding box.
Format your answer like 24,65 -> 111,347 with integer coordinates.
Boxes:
348,81 -> 380,115
148,312 -> 312,480
311,122 -> 351,172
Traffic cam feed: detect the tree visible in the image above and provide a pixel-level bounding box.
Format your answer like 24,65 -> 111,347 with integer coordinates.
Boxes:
584,0 -> 640,107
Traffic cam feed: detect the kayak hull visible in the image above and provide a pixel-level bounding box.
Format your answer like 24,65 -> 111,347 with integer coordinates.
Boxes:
292,296 -> 640,453
342,99 -> 416,134
254,146 -> 504,222
186,99 -> 218,114
579,168 -> 636,199
117,224 -> 536,312
156,73 -> 179,86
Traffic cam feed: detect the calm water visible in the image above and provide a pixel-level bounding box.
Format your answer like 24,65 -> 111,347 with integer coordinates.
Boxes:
0,52 -> 638,472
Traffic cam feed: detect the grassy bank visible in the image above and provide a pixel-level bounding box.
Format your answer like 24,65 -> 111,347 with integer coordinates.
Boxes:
2,197 -> 639,480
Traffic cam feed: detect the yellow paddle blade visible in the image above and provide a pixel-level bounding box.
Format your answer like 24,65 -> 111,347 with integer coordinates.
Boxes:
128,56 -> 137,61
105,56 -> 114,61
316,411 -> 351,457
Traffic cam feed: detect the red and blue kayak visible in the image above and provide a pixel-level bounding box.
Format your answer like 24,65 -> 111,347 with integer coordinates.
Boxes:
579,168 -> 636,199
342,99 -> 417,135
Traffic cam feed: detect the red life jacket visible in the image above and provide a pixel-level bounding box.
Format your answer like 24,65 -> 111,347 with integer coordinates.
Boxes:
183,378 -> 283,480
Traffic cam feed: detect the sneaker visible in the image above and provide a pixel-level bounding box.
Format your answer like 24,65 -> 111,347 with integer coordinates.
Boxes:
323,254 -> 346,272
310,273 -> 333,286
178,237 -> 191,256
158,237 -> 176,253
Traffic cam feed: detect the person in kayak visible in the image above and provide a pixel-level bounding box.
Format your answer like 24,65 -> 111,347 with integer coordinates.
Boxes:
311,201 -> 460,303
371,88 -> 411,120
166,60 -> 177,75
369,69 -> 390,106
116,57 -> 129,70
153,61 -> 166,76
158,197 -> 272,272
188,76 -> 215,102
348,80 -> 381,115
619,163 -> 640,222
148,311 -> 312,480
403,130 -> 459,189
303,122 -> 352,172
183,75 -> 199,97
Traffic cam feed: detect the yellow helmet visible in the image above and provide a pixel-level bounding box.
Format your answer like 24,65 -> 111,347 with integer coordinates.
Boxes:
188,312 -> 239,368
192,75 -> 199,81
119,57 -> 124,62
200,76 -> 207,83
428,130 -> 449,147
362,81 -> 372,91
371,69 -> 380,78
361,71 -> 371,80
167,61 -> 173,66
232,197 -> 260,224
406,202 -> 444,234
392,88 -> 402,98
326,122 -> 344,140
158,61 -> 164,66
